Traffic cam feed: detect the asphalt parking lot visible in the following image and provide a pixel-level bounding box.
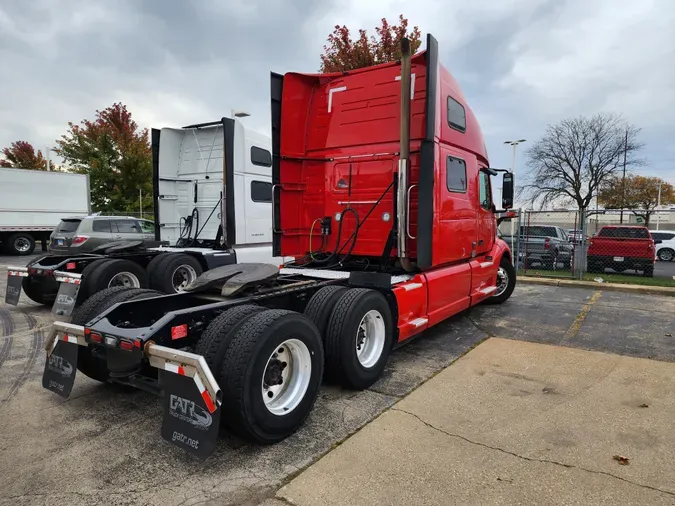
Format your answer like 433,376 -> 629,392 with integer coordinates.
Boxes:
0,264 -> 674,505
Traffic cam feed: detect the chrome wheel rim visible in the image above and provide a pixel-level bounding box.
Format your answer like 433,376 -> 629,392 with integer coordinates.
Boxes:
262,338 -> 312,416
494,266 -> 508,297
15,237 -> 31,253
172,265 -> 198,292
659,249 -> 673,262
356,309 -> 385,368
108,272 -> 140,288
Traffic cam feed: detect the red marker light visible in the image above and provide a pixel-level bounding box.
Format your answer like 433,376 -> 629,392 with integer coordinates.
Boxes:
66,262 -> 76,270
171,324 -> 188,340
134,339 -> 142,348
84,327 -> 91,336
89,333 -> 102,343
120,340 -> 134,351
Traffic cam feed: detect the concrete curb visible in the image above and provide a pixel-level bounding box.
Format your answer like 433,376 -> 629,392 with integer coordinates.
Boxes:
518,276 -> 675,297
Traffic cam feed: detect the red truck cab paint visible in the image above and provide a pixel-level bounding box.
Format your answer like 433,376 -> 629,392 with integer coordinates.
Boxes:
271,34 -> 514,343
587,225 -> 655,277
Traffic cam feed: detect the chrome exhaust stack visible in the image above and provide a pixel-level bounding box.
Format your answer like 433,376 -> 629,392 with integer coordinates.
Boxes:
398,38 -> 414,271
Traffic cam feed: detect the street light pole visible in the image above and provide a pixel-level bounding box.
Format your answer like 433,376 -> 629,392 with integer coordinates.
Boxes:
504,139 -> 526,242
45,146 -> 58,171
503,139 -> 527,184
620,128 -> 628,224
656,182 -> 662,230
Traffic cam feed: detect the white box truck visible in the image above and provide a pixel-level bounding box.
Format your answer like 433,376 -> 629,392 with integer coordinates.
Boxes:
0,168 -> 90,255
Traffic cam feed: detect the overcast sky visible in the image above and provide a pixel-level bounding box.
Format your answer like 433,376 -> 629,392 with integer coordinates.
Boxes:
1,0 -> 674,188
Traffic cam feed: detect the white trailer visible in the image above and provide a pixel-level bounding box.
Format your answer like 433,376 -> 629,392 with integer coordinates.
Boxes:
0,168 -> 90,255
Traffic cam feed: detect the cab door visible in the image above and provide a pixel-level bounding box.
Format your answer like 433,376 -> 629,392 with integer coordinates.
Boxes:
470,169 -> 499,303
476,169 -> 495,256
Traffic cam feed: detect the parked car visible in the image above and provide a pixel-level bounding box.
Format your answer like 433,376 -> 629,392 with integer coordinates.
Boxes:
587,226 -> 656,276
650,230 -> 675,262
502,225 -> 573,270
567,229 -> 585,244
49,215 -> 157,254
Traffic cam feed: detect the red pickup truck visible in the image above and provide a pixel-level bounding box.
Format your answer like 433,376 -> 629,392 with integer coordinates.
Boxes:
587,226 -> 655,277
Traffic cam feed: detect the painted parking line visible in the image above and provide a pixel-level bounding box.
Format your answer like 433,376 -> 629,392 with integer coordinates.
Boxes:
563,290 -> 602,339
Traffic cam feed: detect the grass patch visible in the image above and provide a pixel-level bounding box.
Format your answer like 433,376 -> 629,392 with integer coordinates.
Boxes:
518,269 -> 675,287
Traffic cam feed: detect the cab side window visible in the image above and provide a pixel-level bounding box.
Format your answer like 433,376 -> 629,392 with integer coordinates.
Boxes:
479,171 -> 492,210
447,156 -> 467,193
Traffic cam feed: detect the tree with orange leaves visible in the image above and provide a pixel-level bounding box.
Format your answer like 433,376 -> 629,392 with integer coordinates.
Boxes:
599,174 -> 674,226
0,141 -> 56,171
55,102 -> 152,213
319,15 -> 422,73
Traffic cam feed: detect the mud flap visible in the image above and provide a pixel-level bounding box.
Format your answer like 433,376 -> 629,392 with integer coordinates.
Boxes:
52,282 -> 80,316
4,271 -> 23,306
42,338 -> 79,398
52,271 -> 83,316
159,370 -> 221,459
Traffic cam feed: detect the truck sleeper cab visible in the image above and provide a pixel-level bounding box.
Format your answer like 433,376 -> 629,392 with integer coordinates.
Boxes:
41,34 -> 516,458
5,118 -> 288,313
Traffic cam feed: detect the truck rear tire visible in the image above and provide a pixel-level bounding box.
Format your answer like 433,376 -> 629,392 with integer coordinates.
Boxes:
643,266 -> 654,277
324,288 -> 393,390
77,258 -> 116,303
303,286 -> 348,340
21,276 -> 58,305
220,309 -> 324,444
149,253 -> 203,293
146,253 -> 169,280
6,232 -> 35,255
194,304 -> 261,407
586,257 -> 602,273
86,259 -> 149,294
486,256 -> 516,305
72,287 -> 166,383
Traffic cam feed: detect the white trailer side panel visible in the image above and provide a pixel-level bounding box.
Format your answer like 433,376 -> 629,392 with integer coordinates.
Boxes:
0,168 -> 90,230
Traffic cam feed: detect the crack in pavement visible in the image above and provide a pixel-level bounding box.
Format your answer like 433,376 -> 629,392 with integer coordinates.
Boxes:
466,315 -> 496,338
392,408 -> 675,498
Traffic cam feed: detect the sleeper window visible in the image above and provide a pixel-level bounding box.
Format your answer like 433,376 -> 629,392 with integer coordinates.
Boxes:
447,96 -> 466,133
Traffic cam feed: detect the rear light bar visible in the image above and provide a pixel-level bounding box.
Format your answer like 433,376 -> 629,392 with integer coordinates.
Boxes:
27,267 -> 54,277
85,328 -> 139,351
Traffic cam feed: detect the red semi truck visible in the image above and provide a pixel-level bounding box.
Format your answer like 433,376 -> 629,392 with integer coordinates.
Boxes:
41,34 -> 516,458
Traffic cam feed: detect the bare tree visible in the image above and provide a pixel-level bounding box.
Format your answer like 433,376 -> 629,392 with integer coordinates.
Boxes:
521,113 -> 644,210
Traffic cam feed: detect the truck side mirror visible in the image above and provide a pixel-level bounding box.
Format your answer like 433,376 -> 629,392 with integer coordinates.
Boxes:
502,172 -> 514,209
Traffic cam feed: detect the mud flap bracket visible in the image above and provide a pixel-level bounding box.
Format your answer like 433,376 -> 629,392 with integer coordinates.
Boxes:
147,344 -> 222,459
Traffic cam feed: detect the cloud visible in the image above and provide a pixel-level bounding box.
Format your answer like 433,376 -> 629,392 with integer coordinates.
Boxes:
0,0 -> 673,185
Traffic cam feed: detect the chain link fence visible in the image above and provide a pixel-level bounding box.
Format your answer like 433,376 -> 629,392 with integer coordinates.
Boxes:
499,208 -> 675,283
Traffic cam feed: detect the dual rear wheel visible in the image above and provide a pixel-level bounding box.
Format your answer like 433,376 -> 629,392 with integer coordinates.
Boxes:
198,286 -> 393,444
